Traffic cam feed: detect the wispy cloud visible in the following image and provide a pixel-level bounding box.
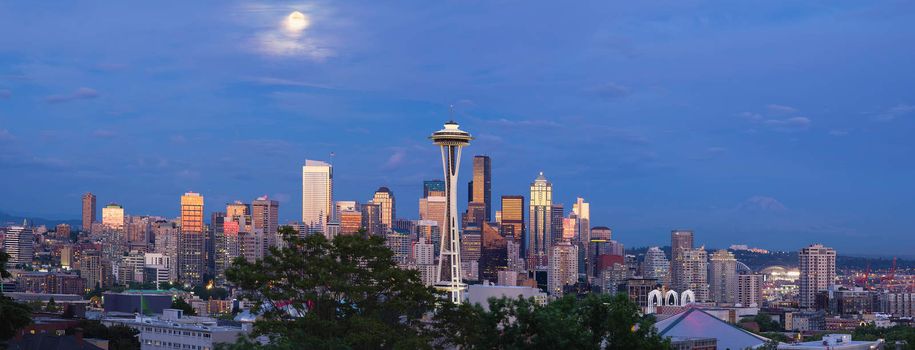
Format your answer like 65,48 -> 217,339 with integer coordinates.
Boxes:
873,103 -> 915,121
383,148 -> 407,169
741,107 -> 811,132
828,129 -> 850,137
246,76 -> 335,90
238,4 -> 336,61
45,87 -> 99,104
767,104 -> 797,114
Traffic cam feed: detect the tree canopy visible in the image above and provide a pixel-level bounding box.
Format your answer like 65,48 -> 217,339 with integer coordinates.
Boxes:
0,251 -> 32,341
435,293 -> 670,350
225,227 -> 440,349
224,227 -> 672,350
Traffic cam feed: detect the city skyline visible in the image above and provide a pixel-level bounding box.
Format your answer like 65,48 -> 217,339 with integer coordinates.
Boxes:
2,2 -> 915,255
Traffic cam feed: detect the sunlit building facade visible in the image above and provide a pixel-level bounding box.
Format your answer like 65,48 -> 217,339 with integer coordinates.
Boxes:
372,187 -> 395,233
528,173 -> 552,268
302,159 -> 333,235
179,192 -> 205,286
799,244 -> 836,309
82,192 -> 96,231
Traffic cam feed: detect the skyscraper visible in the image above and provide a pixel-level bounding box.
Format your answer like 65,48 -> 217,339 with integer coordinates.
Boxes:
302,159 -> 333,235
549,203 -> 564,245
643,246 -> 670,286
102,203 -> 125,231
798,244 -> 836,309
3,226 -> 34,265
528,172 -> 552,269
669,229 -> 694,291
709,249 -> 738,305
252,196 -> 280,248
500,195 -> 524,243
468,155 -> 491,221
430,120 -> 472,304
548,240 -> 578,297
737,273 -> 763,307
419,193 -> 446,229
372,187 -> 395,233
361,202 -> 382,236
82,192 -> 96,231
572,197 -> 590,243
179,192 -> 204,285
423,180 -> 445,198
672,247 -> 708,302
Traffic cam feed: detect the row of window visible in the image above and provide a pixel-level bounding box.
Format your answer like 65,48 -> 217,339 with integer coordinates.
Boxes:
143,326 -> 212,338
142,339 -> 211,350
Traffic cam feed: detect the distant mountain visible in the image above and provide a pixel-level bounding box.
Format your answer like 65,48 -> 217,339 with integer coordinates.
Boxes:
0,211 -> 81,229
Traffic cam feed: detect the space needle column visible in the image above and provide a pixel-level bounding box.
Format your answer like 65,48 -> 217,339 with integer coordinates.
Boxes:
430,120 -> 473,304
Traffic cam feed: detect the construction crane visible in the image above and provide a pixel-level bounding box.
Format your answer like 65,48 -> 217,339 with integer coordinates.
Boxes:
855,262 -> 870,287
881,257 -> 896,283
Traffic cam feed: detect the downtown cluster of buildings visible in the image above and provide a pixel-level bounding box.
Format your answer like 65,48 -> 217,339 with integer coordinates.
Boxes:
1,122 -> 914,350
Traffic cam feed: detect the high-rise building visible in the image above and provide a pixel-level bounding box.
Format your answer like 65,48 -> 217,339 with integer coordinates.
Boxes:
548,241 -> 578,297
179,192 -> 205,286
500,195 -> 524,243
571,198 -> 590,243
153,220 -> 180,281
3,226 -> 34,265
252,196 -> 280,248
528,172 -> 552,269
423,180 -> 445,198
226,201 -> 249,218
799,244 -> 837,309
79,249 -> 109,291
709,249 -> 738,305
102,203 -> 125,231
361,202 -> 382,236
479,222 -> 507,282
372,187 -> 395,233
588,226 -> 612,277
643,247 -> 670,287
82,192 -> 96,231
419,194 -> 446,229
339,209 -> 363,235
468,155 -> 491,221
737,273 -> 763,307
670,230 -> 694,261
672,248 -> 708,302
462,202 -> 486,230
549,204 -> 564,245
430,120 -> 472,304
55,223 -> 71,240
302,159 -> 333,235
669,230 -> 694,292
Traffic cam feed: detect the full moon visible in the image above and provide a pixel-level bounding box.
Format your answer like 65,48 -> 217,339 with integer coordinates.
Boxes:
285,11 -> 310,33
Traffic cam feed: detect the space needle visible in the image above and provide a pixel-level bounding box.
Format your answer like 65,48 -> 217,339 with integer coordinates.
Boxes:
430,120 -> 473,304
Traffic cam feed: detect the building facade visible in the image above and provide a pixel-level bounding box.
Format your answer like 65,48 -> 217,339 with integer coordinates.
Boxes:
798,244 -> 836,309
302,159 -> 333,235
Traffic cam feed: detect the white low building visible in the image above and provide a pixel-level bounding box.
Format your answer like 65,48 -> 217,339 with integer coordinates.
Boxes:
777,334 -> 884,350
103,309 -> 247,350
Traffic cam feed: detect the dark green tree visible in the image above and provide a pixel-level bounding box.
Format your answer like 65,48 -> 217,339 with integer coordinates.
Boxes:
225,227 -> 440,350
0,251 -> 32,340
108,325 -> 140,350
435,293 -> 670,350
854,324 -> 915,349
45,297 -> 58,312
171,297 -> 197,316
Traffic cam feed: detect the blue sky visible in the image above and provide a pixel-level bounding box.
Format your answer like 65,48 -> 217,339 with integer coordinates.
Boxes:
1,1 -> 913,255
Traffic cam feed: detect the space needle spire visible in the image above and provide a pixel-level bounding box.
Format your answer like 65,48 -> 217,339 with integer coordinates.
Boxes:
430,120 -> 473,304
